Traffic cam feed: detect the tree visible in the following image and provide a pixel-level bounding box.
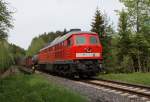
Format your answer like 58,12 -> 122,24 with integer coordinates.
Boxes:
27,30 -> 62,56
117,10 -> 131,62
115,9 -> 137,72
27,37 -> 45,56
0,41 -> 14,72
119,0 -> 150,72
9,44 -> 25,64
91,8 -> 104,37
120,0 -> 150,33
0,0 -> 13,40
0,0 -> 14,72
63,28 -> 67,35
91,8 -> 114,68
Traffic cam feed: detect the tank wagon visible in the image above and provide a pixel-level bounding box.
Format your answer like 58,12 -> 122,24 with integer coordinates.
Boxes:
37,31 -> 103,78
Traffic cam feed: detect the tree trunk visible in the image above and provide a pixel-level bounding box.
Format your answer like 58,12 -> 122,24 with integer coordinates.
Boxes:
137,50 -> 142,72
132,55 -> 139,72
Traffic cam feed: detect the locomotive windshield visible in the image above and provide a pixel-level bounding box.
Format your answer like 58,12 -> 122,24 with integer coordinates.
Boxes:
90,36 -> 98,44
76,36 -> 86,44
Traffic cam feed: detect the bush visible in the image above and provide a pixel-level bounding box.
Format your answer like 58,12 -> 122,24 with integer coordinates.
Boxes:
0,41 -> 14,72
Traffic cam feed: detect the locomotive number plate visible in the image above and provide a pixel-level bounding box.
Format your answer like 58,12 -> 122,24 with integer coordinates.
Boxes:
76,53 -> 100,57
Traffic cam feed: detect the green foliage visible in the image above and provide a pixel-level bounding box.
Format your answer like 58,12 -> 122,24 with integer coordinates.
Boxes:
26,31 -> 62,56
91,8 -> 104,36
0,40 -> 14,71
91,8 -> 115,68
119,55 -> 134,73
117,10 -> 131,65
0,41 -> 25,72
0,0 -> 13,40
108,34 -> 150,73
120,0 -> 150,33
9,44 -> 25,64
107,1 -> 150,73
27,37 -> 45,56
129,34 -> 150,72
0,74 -> 87,102
99,72 -> 150,86
0,0 -> 15,72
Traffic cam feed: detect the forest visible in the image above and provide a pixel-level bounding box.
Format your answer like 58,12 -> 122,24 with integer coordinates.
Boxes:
0,0 -> 25,74
0,0 -> 150,74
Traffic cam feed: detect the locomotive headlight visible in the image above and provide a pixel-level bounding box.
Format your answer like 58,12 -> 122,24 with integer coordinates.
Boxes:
95,53 -> 100,57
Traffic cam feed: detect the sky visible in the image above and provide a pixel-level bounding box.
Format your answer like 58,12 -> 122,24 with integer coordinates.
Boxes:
7,0 -> 124,49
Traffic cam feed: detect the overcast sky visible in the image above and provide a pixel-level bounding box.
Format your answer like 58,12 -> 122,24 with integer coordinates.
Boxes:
7,0 -> 124,49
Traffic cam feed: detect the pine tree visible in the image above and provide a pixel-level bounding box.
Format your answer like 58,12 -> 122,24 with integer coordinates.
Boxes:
91,8 -> 104,37
63,28 -> 67,35
117,10 -> 131,58
116,9 -> 134,72
91,8 -> 114,68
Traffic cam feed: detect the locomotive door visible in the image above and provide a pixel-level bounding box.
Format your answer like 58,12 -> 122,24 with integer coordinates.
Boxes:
66,37 -> 73,60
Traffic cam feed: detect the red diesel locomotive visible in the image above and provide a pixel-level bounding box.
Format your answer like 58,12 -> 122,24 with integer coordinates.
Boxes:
36,31 -> 103,77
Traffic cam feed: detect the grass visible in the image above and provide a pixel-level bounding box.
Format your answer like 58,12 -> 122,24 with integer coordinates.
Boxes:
0,74 -> 87,102
98,72 -> 150,86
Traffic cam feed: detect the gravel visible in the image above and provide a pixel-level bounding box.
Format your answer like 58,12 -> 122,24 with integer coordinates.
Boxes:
37,72 -> 112,102
37,71 -> 150,102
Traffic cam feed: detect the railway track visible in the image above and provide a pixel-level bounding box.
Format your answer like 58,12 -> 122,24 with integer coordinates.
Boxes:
36,69 -> 150,99
80,79 -> 150,99
35,70 -> 150,101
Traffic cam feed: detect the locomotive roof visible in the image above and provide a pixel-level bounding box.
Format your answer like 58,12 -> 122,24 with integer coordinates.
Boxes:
40,31 -> 97,51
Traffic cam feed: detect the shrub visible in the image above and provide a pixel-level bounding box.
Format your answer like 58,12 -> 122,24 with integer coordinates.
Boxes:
0,40 -> 14,72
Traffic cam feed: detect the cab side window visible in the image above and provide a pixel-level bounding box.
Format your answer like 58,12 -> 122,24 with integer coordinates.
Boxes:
67,38 -> 72,46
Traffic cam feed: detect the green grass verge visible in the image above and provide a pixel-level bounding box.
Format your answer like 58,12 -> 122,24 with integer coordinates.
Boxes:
98,73 -> 150,86
0,74 -> 87,102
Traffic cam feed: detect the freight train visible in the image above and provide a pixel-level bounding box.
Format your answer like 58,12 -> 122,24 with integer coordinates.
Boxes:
22,30 -> 103,78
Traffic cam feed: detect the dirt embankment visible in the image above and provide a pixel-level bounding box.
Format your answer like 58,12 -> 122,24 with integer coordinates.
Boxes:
0,66 -> 20,79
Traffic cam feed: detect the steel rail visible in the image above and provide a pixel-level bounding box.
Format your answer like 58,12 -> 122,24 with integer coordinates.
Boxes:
95,78 -> 150,89
82,80 -> 150,99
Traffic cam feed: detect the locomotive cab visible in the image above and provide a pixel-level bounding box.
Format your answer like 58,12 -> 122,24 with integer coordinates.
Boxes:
67,33 -> 103,77
71,33 -> 102,60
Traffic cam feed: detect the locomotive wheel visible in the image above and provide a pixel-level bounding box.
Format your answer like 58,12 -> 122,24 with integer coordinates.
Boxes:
76,60 -> 101,78
39,64 -> 46,70
79,74 -> 86,79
